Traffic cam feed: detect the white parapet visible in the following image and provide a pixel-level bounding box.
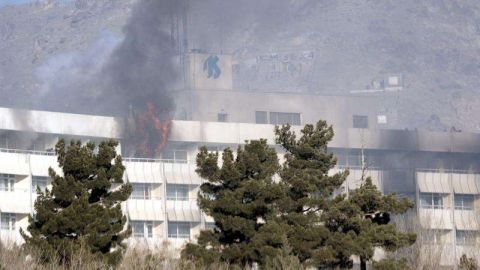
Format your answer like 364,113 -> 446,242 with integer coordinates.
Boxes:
0,107 -> 122,139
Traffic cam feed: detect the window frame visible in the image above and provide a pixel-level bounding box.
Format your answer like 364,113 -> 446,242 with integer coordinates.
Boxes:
420,192 -> 445,209
131,220 -> 154,238
456,230 -> 476,246
32,176 -> 49,193
255,111 -> 268,124
131,183 -> 152,200
0,174 -> 14,192
0,213 -> 16,231
166,184 -> 189,201
454,194 -> 475,211
168,222 -> 190,239
269,112 -> 301,126
353,115 -> 369,129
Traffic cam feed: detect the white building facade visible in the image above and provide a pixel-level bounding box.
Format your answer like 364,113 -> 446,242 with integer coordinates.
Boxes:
1,53 -> 480,267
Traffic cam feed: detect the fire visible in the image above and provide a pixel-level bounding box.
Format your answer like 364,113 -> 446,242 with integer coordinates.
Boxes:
134,103 -> 172,158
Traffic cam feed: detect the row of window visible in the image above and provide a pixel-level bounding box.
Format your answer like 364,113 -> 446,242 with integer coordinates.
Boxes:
426,230 -> 479,246
420,192 -> 476,210
131,221 -> 215,239
1,174 -> 49,193
2,175 -> 192,202
131,221 -> 190,239
131,184 -> 191,201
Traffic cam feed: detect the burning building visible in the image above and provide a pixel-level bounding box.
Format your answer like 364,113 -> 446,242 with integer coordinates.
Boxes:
0,50 -> 479,268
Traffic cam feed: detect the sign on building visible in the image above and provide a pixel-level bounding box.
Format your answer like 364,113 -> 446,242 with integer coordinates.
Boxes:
189,53 -> 233,90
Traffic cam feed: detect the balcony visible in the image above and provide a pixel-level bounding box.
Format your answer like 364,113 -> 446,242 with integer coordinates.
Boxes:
454,210 -> 479,230
124,161 -> 163,184
124,199 -> 164,221
163,162 -> 202,185
0,230 -> 23,246
0,189 -> 31,214
419,208 -> 453,230
166,199 -> 201,222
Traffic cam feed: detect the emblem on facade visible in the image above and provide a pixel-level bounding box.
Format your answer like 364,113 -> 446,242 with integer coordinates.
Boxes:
203,55 -> 222,79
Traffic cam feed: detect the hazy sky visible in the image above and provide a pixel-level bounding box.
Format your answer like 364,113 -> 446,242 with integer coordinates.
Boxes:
0,0 -> 71,7
0,0 -> 32,7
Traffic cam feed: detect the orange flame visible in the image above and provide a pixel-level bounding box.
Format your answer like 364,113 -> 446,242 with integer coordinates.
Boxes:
135,103 -> 171,158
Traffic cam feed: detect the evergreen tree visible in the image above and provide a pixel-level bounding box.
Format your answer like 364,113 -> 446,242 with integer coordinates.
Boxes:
275,121 -> 416,269
21,139 -> 132,266
324,177 -> 416,269
274,121 -> 350,267
184,120 -> 416,269
182,140 -> 287,268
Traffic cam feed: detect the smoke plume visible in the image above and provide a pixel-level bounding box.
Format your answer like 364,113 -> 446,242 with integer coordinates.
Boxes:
31,0 -> 183,157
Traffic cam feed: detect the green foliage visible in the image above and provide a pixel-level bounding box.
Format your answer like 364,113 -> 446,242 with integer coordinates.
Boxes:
184,120 -> 416,269
373,257 -> 411,270
182,140 -> 287,268
459,254 -> 478,270
21,139 -> 132,266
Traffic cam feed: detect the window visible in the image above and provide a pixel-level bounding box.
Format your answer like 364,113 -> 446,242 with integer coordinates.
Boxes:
205,222 -> 216,230
0,213 -> 15,231
0,174 -> 14,192
420,193 -> 445,209
456,230 -> 476,246
217,112 -> 228,122
162,150 -> 188,163
455,194 -> 475,210
255,111 -> 268,124
32,176 -> 49,193
168,222 -> 190,238
131,183 -> 152,200
131,220 -> 153,238
269,112 -> 301,125
424,230 -> 449,245
167,184 -> 189,201
353,115 -> 369,128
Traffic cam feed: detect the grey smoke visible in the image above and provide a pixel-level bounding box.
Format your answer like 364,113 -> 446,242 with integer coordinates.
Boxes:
35,0 -> 182,117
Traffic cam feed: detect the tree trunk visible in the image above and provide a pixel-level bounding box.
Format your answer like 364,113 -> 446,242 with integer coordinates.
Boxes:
360,256 -> 367,270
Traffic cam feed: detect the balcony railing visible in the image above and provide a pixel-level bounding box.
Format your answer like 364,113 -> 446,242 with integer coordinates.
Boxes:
123,157 -> 189,164
0,148 -> 55,156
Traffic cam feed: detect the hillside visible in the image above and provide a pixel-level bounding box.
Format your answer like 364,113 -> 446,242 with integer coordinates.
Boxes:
2,0 -> 480,131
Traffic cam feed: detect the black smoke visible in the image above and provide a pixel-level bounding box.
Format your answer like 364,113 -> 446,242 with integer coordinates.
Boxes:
35,0 -> 184,117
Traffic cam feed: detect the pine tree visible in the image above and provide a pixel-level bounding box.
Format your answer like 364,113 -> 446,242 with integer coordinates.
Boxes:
274,121 -> 351,267
275,121 -> 416,269
21,139 -> 132,266
325,177 -> 416,269
181,140 -> 287,268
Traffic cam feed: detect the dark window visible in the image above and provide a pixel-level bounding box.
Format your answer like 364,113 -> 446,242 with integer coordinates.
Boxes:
131,221 -> 153,238
168,222 -> 190,238
162,150 -> 188,163
32,176 -> 49,193
269,112 -> 301,125
454,194 -> 474,210
456,230 -> 476,246
353,115 -> 369,128
131,183 -> 152,200
218,112 -> 228,122
420,193 -> 445,209
255,111 -> 268,124
167,184 -> 189,201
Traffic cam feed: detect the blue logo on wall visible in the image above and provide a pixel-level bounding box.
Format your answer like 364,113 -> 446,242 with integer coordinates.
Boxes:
203,55 -> 222,79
